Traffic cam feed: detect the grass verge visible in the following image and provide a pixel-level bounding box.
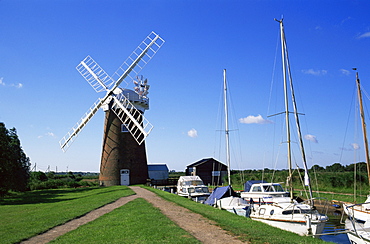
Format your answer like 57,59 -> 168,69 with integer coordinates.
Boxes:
0,186 -> 134,244
144,186 -> 331,244
51,198 -> 200,244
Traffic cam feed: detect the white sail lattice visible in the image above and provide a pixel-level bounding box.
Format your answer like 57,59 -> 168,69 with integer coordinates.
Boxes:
59,31 -> 164,152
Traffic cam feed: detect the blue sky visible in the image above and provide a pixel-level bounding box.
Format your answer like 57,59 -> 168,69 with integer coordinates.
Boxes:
1,0 -> 370,172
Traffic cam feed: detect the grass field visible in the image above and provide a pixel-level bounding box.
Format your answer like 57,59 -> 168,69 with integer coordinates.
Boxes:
51,198 -> 200,244
0,186 -> 134,244
144,186 -> 330,244
1,185 -> 333,244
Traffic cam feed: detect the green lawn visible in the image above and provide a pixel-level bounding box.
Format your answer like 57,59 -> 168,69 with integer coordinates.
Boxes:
51,198 -> 200,244
144,186 -> 331,244
0,185 -> 333,244
0,186 -> 134,244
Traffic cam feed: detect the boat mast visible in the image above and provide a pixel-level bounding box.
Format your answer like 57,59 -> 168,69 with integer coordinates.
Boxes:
354,69 -> 370,185
281,25 -> 314,201
276,18 -> 294,200
223,69 -> 231,186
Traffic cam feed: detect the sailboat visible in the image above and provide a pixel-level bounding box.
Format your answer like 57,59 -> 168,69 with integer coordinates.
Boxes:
345,211 -> 370,244
204,69 -> 250,217
343,70 -> 370,244
248,18 -> 328,237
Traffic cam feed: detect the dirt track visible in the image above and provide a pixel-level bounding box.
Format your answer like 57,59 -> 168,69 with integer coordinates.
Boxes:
21,186 -> 246,244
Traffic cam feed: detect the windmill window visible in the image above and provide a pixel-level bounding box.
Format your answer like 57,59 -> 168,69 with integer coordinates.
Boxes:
121,124 -> 129,133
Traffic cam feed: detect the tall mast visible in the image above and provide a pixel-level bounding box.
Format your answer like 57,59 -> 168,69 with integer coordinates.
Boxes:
276,19 -> 294,200
223,69 -> 231,186
281,24 -> 314,201
355,69 -> 370,185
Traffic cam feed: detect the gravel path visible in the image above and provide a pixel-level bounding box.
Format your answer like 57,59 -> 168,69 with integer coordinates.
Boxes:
21,186 -> 246,244
130,186 -> 246,244
21,195 -> 139,244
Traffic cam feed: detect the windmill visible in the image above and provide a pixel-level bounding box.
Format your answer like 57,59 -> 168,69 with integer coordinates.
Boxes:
59,31 -> 165,186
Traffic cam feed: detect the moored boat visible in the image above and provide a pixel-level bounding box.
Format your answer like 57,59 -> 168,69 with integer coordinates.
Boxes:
248,18 -> 329,237
176,175 -> 210,202
343,69 -> 370,243
240,180 -> 289,204
345,204 -> 370,244
250,196 -> 328,236
204,69 -> 250,216
204,185 -> 250,217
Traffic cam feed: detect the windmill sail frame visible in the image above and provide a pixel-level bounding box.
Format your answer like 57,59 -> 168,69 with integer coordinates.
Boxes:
59,31 -> 164,152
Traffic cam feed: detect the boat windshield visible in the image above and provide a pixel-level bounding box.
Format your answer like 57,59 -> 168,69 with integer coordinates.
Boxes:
188,187 -> 209,194
262,184 -> 285,192
251,186 -> 262,192
263,185 -> 274,192
272,184 -> 285,192
184,180 -> 204,186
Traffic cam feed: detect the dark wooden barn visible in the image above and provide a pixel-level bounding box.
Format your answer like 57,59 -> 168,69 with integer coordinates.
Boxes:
185,158 -> 228,186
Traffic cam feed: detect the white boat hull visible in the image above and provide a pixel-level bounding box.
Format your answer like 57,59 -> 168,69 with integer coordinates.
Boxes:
347,230 -> 370,244
343,197 -> 370,223
216,196 -> 250,217
251,216 -> 326,237
345,218 -> 370,244
249,198 -> 328,237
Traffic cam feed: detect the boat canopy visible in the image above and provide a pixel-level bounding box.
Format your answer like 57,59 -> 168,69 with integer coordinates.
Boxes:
204,185 -> 238,206
177,176 -> 204,186
244,180 -> 267,192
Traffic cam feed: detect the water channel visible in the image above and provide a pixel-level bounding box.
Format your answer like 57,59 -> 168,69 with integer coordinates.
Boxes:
320,209 -> 350,244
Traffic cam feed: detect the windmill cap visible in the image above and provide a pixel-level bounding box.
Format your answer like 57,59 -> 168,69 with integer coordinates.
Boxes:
116,88 -> 149,111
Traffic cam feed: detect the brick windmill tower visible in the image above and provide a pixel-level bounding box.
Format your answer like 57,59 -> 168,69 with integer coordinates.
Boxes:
60,32 -> 165,186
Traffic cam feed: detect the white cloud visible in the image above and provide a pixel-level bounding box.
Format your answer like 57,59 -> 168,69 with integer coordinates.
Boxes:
340,69 -> 350,75
358,32 -> 370,39
341,17 -> 352,25
302,69 -> 327,76
0,78 -> 23,88
15,83 -> 23,88
38,132 -> 56,139
351,143 -> 360,150
239,115 -> 273,124
304,134 -> 318,143
187,128 -> 198,138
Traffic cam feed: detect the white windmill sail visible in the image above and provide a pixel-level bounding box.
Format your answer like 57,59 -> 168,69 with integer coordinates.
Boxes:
76,55 -> 115,92
111,94 -> 153,145
59,31 -> 164,152
111,31 -> 164,90
59,97 -> 106,152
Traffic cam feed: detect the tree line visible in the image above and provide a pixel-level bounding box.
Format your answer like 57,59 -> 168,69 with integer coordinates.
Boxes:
1,122 -> 369,195
0,123 -> 30,195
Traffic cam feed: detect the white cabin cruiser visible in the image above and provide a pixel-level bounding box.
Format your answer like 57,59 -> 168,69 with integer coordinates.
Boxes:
176,176 -> 210,202
240,180 -> 289,203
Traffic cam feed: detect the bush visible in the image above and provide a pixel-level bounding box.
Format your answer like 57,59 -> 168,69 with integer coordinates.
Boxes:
27,172 -> 99,191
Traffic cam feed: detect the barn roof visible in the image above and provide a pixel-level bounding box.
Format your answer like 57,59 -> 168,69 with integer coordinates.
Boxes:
187,158 -> 226,168
148,164 -> 169,171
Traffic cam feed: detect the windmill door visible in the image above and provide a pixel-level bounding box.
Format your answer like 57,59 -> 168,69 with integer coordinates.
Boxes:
120,169 -> 130,186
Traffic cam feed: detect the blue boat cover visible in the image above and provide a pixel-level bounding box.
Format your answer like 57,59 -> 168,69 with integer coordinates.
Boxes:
243,180 -> 267,192
204,185 -> 239,206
